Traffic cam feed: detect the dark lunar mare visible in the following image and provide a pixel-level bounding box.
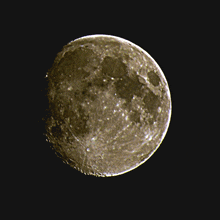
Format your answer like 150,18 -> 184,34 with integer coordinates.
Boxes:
114,75 -> 143,104
45,46 -> 162,144
115,75 -> 161,125
44,47 -> 99,148
143,88 -> 161,125
102,56 -> 127,78
100,55 -> 160,125
147,71 -> 160,87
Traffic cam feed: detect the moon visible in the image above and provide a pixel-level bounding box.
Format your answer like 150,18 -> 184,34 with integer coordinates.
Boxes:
45,34 -> 172,177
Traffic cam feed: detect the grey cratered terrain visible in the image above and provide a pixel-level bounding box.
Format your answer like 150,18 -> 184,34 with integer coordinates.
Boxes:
45,34 -> 171,177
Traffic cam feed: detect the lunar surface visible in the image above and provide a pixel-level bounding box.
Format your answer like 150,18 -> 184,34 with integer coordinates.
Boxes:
44,34 -> 171,177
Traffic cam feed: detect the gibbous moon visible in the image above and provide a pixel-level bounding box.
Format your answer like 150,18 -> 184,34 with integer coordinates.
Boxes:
45,34 -> 172,177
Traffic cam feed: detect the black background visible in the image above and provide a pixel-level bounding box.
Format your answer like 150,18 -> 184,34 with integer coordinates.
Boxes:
6,2 -> 217,218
